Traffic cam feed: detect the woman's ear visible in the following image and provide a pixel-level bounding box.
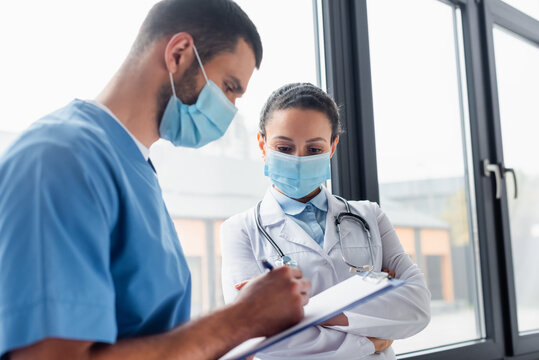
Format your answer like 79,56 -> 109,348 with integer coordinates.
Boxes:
257,132 -> 267,161
330,136 -> 339,158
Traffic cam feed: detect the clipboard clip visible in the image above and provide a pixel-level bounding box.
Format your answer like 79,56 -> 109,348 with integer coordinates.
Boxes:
348,265 -> 392,284
358,269 -> 391,284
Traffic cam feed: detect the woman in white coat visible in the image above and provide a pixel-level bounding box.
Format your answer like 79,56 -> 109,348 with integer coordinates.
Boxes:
221,83 -> 430,359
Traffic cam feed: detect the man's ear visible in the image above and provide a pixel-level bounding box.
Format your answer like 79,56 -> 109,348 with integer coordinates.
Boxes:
164,32 -> 195,75
257,132 -> 267,161
330,136 -> 339,158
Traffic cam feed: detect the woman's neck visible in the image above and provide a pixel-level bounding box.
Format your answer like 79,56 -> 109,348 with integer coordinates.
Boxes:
275,186 -> 322,203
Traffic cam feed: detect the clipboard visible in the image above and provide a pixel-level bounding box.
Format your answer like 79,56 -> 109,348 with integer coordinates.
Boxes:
220,274 -> 403,360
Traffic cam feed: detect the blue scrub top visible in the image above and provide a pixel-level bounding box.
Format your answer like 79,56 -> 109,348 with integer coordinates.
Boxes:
0,100 -> 191,357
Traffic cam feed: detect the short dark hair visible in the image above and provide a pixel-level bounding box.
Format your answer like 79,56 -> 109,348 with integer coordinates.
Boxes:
132,0 -> 262,68
260,83 -> 343,143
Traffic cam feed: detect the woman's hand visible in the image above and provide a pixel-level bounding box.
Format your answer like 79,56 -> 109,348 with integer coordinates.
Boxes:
367,337 -> 393,353
382,268 -> 396,279
319,312 -> 349,327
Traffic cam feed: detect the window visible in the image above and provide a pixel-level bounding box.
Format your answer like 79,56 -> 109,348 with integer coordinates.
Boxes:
152,0 -> 321,315
0,1 -> 154,133
493,26 -> 539,334
367,0 -> 483,353
323,0 -> 539,357
0,0 -> 322,318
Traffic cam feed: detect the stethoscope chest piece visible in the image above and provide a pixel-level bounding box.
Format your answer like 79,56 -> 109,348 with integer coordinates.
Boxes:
275,255 -> 298,268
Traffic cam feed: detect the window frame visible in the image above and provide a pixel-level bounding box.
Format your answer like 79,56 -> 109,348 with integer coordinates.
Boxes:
319,0 -> 539,358
481,0 -> 539,356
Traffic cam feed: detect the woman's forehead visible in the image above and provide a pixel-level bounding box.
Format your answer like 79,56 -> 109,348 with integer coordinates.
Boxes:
266,108 -> 332,139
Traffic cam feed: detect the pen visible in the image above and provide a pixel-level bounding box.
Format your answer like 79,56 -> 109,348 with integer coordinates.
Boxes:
261,259 -> 274,271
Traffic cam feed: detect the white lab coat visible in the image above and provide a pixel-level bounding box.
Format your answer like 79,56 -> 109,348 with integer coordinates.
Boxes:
221,186 -> 431,359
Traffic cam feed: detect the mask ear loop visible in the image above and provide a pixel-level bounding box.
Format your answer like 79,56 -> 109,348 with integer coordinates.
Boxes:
168,43 -> 208,98
168,72 -> 177,98
192,44 -> 209,83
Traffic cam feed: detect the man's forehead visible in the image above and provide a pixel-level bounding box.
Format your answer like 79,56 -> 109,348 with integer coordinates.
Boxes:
207,40 -> 256,89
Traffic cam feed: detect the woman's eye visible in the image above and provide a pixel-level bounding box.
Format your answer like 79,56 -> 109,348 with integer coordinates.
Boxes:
277,146 -> 292,153
309,148 -> 323,154
224,83 -> 234,93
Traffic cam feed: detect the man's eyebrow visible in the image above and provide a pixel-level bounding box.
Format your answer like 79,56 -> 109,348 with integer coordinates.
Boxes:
306,137 -> 328,143
228,76 -> 245,94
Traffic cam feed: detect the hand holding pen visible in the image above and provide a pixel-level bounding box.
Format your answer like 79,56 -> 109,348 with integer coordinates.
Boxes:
235,259 -> 274,290
233,262 -> 311,338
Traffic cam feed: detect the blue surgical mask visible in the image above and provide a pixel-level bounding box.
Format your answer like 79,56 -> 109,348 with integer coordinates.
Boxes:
159,44 -> 238,148
264,149 -> 331,199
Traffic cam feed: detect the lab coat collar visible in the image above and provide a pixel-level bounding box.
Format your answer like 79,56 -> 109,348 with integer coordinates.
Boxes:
323,186 -> 343,253
260,187 -> 328,254
270,186 -> 328,216
259,185 -> 371,256
258,189 -> 287,227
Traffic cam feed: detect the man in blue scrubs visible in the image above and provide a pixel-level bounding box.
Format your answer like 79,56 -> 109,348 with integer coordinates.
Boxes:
0,0 -> 311,359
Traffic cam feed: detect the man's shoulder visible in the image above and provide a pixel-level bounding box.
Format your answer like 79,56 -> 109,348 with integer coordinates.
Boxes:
34,100 -> 110,147
5,101 -> 113,161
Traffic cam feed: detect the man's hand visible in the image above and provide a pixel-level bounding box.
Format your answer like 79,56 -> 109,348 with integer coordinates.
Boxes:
234,279 -> 249,290
233,266 -> 311,338
367,337 -> 393,353
10,267 -> 311,360
319,312 -> 349,327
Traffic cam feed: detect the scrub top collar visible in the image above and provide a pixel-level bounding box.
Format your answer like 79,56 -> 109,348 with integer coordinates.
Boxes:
270,185 -> 328,216
86,100 -> 150,161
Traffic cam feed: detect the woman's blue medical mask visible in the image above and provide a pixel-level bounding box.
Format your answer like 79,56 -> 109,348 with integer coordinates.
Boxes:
264,149 -> 331,199
159,45 -> 238,148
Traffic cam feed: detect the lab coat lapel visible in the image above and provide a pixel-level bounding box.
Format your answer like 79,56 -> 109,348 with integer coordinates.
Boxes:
278,217 -> 326,254
324,187 -> 352,254
260,188 -> 327,255
258,189 -> 286,228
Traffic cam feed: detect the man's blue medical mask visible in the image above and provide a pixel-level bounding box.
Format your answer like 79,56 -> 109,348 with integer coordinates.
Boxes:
159,45 -> 238,148
264,149 -> 331,199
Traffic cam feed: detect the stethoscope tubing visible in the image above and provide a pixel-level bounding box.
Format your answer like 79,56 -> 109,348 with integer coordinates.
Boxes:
255,194 -> 375,271
255,201 -> 285,258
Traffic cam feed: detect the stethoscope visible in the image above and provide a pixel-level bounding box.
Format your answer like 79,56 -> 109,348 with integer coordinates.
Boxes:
255,195 -> 375,273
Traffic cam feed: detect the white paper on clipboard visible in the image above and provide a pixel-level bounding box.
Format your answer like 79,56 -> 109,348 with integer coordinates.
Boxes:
220,274 -> 403,360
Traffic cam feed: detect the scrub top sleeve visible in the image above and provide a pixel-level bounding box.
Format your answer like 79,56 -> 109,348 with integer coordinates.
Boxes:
329,203 -> 431,340
220,215 -> 264,304
0,142 -> 118,357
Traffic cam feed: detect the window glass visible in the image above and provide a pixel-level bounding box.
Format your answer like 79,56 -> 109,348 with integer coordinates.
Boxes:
367,0 -> 484,353
494,26 -> 539,333
153,0 -> 321,314
0,0 -> 321,317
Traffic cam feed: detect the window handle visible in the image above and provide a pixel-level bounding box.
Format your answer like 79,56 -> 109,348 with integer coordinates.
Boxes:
482,159 -> 501,199
503,166 -> 518,199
